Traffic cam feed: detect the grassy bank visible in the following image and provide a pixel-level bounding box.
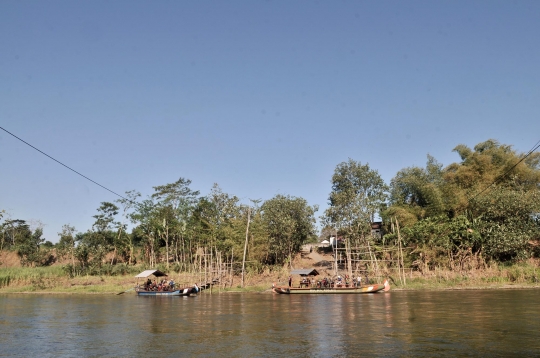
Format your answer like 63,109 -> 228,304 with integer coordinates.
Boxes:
0,265 -> 283,294
1,263 -> 539,294
388,262 -> 540,290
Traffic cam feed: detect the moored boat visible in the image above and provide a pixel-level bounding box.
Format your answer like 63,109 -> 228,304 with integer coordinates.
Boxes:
133,269 -> 198,297
272,279 -> 390,294
135,286 -> 194,296
272,268 -> 390,294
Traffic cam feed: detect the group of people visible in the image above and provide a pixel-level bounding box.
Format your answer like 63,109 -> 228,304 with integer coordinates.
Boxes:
143,278 -> 176,292
294,274 -> 368,288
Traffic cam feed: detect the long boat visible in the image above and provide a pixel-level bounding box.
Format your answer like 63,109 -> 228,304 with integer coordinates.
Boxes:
133,269 -> 198,297
272,279 -> 390,294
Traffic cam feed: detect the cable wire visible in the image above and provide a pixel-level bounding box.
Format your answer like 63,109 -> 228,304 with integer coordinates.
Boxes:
0,126 -> 130,202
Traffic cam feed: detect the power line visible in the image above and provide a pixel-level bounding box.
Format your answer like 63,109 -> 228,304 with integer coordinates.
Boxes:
468,139 -> 540,202
0,126 -> 130,202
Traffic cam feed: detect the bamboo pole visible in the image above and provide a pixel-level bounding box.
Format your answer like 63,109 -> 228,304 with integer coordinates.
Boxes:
229,249 -> 234,288
242,206 -> 251,288
395,217 -> 406,286
346,237 -> 353,279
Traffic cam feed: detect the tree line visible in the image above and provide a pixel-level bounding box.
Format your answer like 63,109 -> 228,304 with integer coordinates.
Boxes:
321,139 -> 540,274
0,182 -> 319,276
1,139 -> 539,276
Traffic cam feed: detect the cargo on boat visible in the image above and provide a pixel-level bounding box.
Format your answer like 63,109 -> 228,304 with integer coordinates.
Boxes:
272,268 -> 390,294
134,269 -> 198,297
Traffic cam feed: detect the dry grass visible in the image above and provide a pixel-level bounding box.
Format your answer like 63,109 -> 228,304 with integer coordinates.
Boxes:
1,249 -> 539,294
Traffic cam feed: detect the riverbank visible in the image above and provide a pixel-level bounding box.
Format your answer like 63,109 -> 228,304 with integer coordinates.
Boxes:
2,249 -> 539,294
1,262 -> 539,294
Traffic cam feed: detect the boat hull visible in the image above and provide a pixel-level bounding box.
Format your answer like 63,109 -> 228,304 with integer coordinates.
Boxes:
273,280 -> 389,294
135,287 -> 193,296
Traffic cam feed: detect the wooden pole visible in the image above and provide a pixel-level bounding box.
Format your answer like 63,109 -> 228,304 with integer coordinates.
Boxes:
241,206 -> 251,288
229,249 -> 234,288
396,217 -> 406,286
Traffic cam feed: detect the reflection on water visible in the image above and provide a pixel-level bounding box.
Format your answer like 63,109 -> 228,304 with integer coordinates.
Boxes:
1,289 -> 539,357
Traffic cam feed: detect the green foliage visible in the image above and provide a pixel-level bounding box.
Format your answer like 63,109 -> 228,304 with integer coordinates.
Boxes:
0,274 -> 11,288
4,138 -> 537,278
92,202 -> 119,233
388,139 -> 540,267
324,159 -> 388,239
261,195 -> 318,265
471,188 -> 540,261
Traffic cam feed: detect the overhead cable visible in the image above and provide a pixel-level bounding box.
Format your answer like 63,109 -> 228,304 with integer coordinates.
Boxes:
0,125 -> 130,202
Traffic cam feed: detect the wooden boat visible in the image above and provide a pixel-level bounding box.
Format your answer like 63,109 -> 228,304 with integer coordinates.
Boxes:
133,269 -> 198,297
135,286 -> 194,296
272,279 -> 390,294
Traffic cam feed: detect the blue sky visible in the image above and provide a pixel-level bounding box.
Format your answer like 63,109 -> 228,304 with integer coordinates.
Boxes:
1,1 -> 539,242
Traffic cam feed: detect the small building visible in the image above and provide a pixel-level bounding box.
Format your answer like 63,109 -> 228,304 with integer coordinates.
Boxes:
371,222 -> 383,238
329,236 -> 344,247
290,269 -> 319,277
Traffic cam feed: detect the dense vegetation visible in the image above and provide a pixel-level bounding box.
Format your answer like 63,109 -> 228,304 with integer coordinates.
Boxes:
1,139 -> 539,280
382,139 -> 540,271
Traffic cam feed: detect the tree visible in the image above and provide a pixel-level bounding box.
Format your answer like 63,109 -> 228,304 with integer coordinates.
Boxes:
57,225 -> 77,275
130,199 -> 160,266
471,187 -> 540,261
387,155 -> 446,223
324,159 -> 388,277
13,222 -> 45,266
115,190 -> 141,265
261,195 -> 317,266
324,159 -> 388,238
203,184 -> 240,251
75,202 -> 120,270
445,139 -> 540,196
92,202 -> 119,233
391,139 -> 540,267
152,178 -> 200,267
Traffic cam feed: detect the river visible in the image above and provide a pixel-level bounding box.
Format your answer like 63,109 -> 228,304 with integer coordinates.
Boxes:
1,289 -> 539,357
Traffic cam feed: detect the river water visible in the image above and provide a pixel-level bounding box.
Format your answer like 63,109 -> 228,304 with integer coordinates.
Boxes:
1,289 -> 539,357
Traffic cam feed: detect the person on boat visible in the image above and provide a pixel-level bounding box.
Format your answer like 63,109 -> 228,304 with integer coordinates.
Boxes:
169,279 -> 175,289
356,276 -> 362,287
288,276 -> 292,287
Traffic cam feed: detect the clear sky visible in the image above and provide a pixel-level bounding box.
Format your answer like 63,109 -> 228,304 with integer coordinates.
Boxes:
1,1 -> 539,242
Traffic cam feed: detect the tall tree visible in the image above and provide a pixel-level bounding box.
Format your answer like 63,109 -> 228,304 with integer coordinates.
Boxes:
130,199 -> 159,266
261,195 -> 317,267
324,159 -> 388,237
387,155 -> 446,223
57,224 -> 77,274
324,159 -> 388,276
115,190 -> 141,265
152,178 -> 200,267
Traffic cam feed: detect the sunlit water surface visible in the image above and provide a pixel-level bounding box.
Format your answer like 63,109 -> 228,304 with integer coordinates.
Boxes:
1,289 -> 539,357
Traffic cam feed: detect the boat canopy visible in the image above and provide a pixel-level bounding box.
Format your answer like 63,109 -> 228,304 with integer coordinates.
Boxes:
135,269 -> 168,278
290,269 -> 319,276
